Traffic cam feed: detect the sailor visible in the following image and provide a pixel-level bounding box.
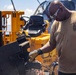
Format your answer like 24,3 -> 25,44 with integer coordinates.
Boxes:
29,0 -> 76,75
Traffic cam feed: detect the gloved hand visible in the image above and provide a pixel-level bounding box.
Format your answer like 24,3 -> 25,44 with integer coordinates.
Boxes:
29,49 -> 43,62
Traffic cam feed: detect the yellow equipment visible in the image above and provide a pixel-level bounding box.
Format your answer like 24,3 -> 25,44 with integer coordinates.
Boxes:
0,11 -> 58,75
23,15 -> 58,72
1,11 -> 25,45
0,0 -> 76,74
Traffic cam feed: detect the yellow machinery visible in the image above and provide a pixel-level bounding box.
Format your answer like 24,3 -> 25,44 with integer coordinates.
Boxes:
1,11 -> 25,45
0,0 -> 75,74
0,11 -> 58,75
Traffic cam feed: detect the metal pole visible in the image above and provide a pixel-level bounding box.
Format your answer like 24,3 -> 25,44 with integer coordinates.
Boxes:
11,0 -> 16,11
37,0 -> 41,4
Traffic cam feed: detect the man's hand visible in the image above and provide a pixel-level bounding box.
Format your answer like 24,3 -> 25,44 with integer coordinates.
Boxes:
29,50 -> 38,62
29,49 -> 43,62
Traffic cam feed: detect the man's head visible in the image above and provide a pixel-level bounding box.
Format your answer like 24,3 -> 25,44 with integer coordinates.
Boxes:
48,1 -> 71,21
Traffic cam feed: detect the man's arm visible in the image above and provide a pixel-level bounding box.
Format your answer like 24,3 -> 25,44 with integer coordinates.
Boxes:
40,41 -> 56,53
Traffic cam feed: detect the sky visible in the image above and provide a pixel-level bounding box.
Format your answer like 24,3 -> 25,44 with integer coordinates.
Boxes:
0,0 -> 48,31
0,0 -> 46,17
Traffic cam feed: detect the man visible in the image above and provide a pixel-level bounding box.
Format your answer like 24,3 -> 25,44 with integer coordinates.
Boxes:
29,1 -> 76,75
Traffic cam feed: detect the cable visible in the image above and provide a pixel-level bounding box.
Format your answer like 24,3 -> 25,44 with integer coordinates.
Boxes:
11,0 -> 16,11
37,0 -> 41,5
